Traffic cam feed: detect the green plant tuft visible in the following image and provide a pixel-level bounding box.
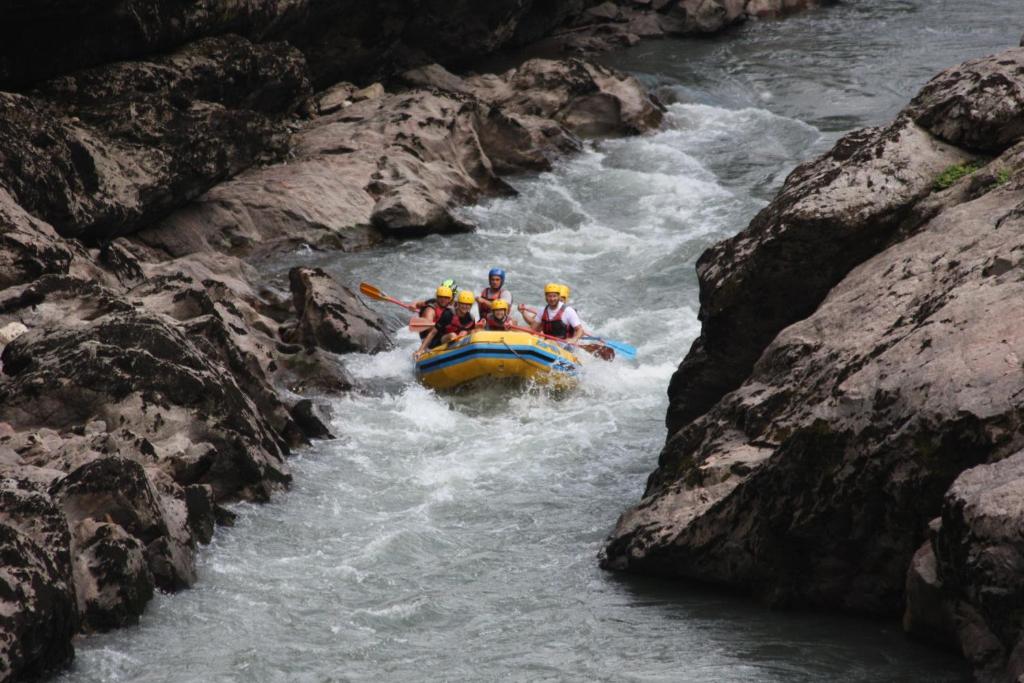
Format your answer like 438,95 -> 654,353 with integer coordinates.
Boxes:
996,167 -> 1012,186
933,162 -> 981,190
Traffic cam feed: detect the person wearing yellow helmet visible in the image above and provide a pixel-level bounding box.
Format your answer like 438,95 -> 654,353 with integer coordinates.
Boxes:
519,282 -> 584,343
415,289 -> 477,356
558,284 -> 570,303
413,284 -> 454,340
478,298 -> 513,331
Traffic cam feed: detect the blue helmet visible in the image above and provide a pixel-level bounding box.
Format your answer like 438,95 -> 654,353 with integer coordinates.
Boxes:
488,268 -> 506,286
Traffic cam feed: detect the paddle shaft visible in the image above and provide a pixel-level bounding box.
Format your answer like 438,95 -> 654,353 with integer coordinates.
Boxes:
359,282 -> 417,311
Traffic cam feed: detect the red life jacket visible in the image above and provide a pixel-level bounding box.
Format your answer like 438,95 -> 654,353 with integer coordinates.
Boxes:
444,312 -> 476,336
541,305 -> 574,339
478,287 -> 507,315
482,313 -> 512,331
418,299 -> 449,339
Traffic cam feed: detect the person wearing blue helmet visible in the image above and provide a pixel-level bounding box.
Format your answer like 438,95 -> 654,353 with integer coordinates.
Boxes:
476,267 -> 513,318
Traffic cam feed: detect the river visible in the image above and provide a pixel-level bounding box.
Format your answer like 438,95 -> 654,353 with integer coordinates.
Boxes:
66,2 -> 1019,680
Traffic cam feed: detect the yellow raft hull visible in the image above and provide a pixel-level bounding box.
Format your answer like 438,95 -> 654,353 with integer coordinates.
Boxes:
415,330 -> 580,390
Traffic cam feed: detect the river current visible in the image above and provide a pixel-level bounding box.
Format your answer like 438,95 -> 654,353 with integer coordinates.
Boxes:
67,2 -> 1020,681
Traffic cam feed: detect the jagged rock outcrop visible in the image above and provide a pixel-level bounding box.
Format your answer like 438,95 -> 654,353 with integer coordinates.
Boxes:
0,1 -> 593,91
604,46 -> 1024,682
137,58 -> 661,257
0,35 -> 310,242
287,267 -> 393,355
551,0 -> 832,54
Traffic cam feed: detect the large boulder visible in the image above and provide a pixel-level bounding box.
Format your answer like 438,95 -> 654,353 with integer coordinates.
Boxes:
906,48 -> 1024,153
288,267 -> 393,355
603,168 -> 1024,615
0,476 -> 77,679
0,35 -> 310,242
903,452 -> 1024,679
604,46 -> 1024,682
0,522 -> 77,680
0,283 -> 291,501
664,114 -> 973,435
138,58 -> 661,257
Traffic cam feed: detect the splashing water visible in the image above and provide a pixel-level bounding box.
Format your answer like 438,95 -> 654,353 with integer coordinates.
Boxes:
66,2 -> 1021,679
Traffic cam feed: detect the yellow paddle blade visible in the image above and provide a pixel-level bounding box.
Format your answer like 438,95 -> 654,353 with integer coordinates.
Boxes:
359,282 -> 386,301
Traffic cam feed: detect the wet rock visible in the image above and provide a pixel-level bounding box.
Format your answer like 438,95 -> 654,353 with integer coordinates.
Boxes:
0,187 -> 74,290
51,457 -> 196,592
605,53 -> 1024,679
664,115 -> 974,436
140,56 -> 661,256
184,484 -> 216,546
1,289 -> 291,501
903,536 -> 958,648
604,174 -> 1024,615
288,267 -> 393,355
0,36 -> 309,242
462,58 -> 664,137
929,451 -> 1024,677
0,522 -> 77,680
905,48 -> 1024,153
70,519 -> 154,632
290,400 -> 336,440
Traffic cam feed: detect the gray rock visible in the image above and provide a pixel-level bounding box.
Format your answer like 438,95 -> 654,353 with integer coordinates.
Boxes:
665,115 -> 973,435
290,400 -> 336,440
604,49 -> 1024,683
0,36 -> 309,242
288,267 -> 393,355
906,48 -> 1024,153
605,168 -> 1024,615
0,521 -> 77,678
929,451 -> 1024,677
70,518 -> 154,632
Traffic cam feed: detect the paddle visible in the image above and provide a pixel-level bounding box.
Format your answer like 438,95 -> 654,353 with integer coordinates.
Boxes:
580,343 -> 615,361
508,324 -> 572,345
582,335 -> 636,360
408,317 -> 437,331
359,282 -> 418,312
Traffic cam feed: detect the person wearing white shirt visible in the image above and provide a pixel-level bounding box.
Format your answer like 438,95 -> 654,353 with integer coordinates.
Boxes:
519,283 -> 584,344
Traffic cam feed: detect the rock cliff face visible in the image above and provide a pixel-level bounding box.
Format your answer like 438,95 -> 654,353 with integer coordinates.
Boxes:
0,3 -> 666,676
0,1 -> 594,90
602,48 -> 1024,681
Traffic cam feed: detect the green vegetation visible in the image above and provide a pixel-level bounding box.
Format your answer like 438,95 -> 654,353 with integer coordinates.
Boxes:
996,167 -> 1013,186
933,162 -> 982,190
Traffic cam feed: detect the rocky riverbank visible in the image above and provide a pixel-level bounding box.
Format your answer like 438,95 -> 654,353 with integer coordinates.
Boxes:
601,47 -> 1024,681
0,3 -> 676,679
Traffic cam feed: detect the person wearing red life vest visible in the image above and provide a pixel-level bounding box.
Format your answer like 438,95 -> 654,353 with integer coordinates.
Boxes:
478,298 -> 513,331
413,285 -> 453,340
415,290 -> 476,357
476,268 -> 512,318
519,283 -> 584,343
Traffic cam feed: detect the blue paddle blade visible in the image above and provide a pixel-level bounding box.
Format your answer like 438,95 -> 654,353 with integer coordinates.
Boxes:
582,336 -> 637,360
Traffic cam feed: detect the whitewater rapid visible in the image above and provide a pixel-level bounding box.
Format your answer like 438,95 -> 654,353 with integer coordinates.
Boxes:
66,2 -> 1021,679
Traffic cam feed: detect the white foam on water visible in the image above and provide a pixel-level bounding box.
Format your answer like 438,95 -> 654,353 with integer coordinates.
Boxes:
65,17 -> 980,679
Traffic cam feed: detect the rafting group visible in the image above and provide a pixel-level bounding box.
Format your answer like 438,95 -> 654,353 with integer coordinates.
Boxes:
359,269 -> 635,391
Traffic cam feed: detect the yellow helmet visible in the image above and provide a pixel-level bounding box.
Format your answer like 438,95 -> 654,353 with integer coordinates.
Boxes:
457,290 -> 475,305
491,299 -> 509,312
558,284 -> 570,300
436,285 -> 453,299
544,283 -> 561,295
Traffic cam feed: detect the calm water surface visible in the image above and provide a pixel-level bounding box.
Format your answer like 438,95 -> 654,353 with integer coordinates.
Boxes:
67,2 -> 1020,680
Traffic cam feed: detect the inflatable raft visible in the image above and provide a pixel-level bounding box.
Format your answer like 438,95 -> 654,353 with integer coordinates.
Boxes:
415,330 -> 580,390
